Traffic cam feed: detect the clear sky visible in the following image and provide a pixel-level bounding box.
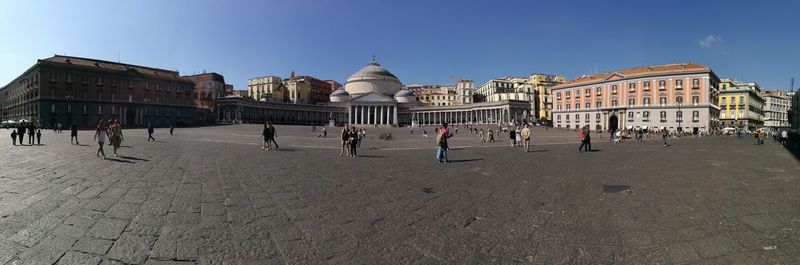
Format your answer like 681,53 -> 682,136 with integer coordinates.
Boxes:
1,0 -> 798,91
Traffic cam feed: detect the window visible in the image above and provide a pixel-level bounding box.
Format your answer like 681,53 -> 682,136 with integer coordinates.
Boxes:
596,87 -> 602,95
575,114 -> 580,122
659,80 -> 666,90
111,79 -> 118,87
643,111 -> 650,121
575,90 -> 580,98
676,96 -> 683,105
676,111 -> 683,122
566,114 -> 570,122
585,102 -> 590,109
556,92 -> 561,100
585,113 -> 590,120
611,100 -> 617,107
557,115 -> 561,122
82,76 -> 89,85
596,113 -> 601,122
596,101 -> 602,108
676,79 -> 683,89
67,104 -> 72,113
97,106 -> 102,114
97,77 -> 103,86
629,83 -> 635,92
566,91 -> 571,99
692,111 -> 700,122
575,103 -> 580,110
98,93 -> 102,101
49,73 -> 57,83
111,93 -> 116,101
82,105 -> 88,114
145,83 -> 150,90
129,80 -> 135,88
628,97 -> 635,106
566,104 -> 570,110
660,111 -> 667,122
644,81 -> 651,90
692,95 -> 699,105
660,96 -> 666,106
51,104 -> 56,112
112,106 -> 116,114
612,85 -> 618,94
585,89 -> 590,96
627,112 -> 634,121
67,74 -> 73,83
644,97 -> 651,106
692,78 -> 700,88
128,94 -> 132,102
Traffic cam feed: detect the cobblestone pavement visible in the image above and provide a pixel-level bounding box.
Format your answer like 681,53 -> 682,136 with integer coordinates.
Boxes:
0,125 -> 798,264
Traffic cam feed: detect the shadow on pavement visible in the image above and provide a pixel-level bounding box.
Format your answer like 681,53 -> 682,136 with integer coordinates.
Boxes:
76,144 -> 91,147
105,157 -> 134,163
531,149 -> 548,152
358,155 -> 386,158
121,145 -> 134,148
447,158 -> 484,163
119,156 -> 149,161
589,149 -> 602,152
274,148 -> 297,152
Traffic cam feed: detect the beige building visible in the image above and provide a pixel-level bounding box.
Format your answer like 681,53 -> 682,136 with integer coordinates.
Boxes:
406,80 -> 473,106
474,77 -> 536,120
552,63 -> 721,134
718,79 -> 765,130
762,90 -> 790,128
247,76 -> 286,102
528,74 -> 565,122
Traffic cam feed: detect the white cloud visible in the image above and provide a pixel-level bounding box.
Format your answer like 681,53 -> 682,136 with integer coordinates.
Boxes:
699,35 -> 723,48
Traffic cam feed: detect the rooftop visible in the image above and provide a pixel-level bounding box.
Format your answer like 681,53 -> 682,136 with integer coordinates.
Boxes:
555,63 -> 711,88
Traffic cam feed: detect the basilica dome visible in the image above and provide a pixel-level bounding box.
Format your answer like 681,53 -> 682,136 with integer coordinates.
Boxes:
329,88 -> 350,103
344,59 -> 403,97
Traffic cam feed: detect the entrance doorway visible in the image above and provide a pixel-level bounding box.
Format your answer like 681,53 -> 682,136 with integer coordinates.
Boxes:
609,115 -> 619,132
126,108 -> 136,126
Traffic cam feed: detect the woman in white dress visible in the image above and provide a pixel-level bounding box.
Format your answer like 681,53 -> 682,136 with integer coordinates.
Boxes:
94,119 -> 108,158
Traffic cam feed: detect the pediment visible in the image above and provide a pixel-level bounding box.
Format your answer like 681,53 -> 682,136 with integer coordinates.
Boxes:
350,92 -> 395,102
604,72 -> 626,81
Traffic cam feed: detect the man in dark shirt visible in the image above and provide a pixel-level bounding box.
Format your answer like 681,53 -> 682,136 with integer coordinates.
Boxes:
28,124 -> 36,145
147,123 -> 155,141
70,124 -> 79,145
18,125 -> 26,145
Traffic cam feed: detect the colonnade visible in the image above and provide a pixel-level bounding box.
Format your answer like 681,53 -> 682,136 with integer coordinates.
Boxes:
349,105 -> 397,125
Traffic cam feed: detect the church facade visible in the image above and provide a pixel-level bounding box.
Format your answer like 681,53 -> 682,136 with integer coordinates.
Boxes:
218,59 -> 532,126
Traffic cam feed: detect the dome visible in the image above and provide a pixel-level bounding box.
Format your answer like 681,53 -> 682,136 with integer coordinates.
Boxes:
330,88 -> 349,96
394,89 -> 414,97
394,88 -> 416,104
329,88 -> 350,103
344,59 -> 403,97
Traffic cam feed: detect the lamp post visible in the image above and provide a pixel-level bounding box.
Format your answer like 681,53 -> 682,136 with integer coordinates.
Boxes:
677,99 -> 682,137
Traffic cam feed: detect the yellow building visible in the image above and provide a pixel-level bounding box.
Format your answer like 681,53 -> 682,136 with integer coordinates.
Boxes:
528,74 -> 565,122
718,79 -> 764,130
247,76 -> 286,102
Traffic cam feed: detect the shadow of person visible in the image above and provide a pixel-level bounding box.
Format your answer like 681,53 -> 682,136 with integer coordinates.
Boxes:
104,157 -> 134,163
118,156 -> 149,161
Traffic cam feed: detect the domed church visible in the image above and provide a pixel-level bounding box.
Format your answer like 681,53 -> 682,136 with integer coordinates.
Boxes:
329,58 -> 417,126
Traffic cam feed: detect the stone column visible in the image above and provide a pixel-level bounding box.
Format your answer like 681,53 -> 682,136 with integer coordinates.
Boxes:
360,105 -> 365,125
393,106 -> 398,125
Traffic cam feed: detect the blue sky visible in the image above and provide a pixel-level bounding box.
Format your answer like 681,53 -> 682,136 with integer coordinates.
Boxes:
1,0 -> 798,90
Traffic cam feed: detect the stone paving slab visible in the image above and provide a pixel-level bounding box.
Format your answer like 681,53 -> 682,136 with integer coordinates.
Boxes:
0,124 -> 798,264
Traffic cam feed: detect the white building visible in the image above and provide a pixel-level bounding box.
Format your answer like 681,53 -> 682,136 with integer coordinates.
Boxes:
763,90 -> 790,128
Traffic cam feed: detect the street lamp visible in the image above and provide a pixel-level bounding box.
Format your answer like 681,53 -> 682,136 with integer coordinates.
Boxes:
677,99 -> 682,136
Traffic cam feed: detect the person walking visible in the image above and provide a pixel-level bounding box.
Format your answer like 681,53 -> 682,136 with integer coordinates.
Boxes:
578,125 -> 592,152
339,126 -> 349,156
479,128 -> 485,142
357,129 -> 364,148
322,127 -> 327,138
27,123 -> 36,145
781,130 -> 789,146
348,126 -> 359,157
18,125 -> 26,145
521,125 -> 531,152
268,123 -> 279,149
147,123 -> 155,141
10,129 -> 17,145
662,129 -> 669,147
509,127 -> 517,146
436,122 -> 453,163
70,124 -> 79,145
488,128 -> 495,142
262,123 -> 273,150
94,120 -> 108,158
109,120 -> 124,156
36,129 -> 41,145
169,124 -> 175,136
455,127 -> 458,134
422,128 -> 428,138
